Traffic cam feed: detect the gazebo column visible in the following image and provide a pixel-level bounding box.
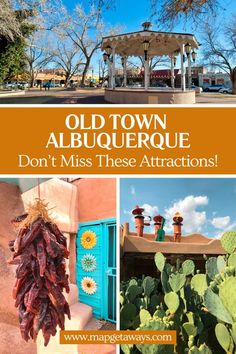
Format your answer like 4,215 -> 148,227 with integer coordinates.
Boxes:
180,43 -> 186,91
170,55 -> 175,89
108,59 -> 112,88
144,57 -> 149,90
123,56 -> 127,87
188,54 -> 192,89
111,46 -> 116,89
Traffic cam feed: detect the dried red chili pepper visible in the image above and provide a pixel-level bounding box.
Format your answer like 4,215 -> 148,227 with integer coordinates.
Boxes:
9,200 -> 70,346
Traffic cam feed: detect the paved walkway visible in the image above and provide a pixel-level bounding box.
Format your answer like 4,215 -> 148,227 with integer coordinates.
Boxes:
0,88 -> 236,104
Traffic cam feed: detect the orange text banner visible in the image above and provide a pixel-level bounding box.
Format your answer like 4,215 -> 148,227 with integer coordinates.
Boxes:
60,330 -> 177,345
0,107 -> 235,174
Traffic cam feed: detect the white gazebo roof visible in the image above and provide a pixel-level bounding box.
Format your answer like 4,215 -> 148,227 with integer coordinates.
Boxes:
102,29 -> 199,57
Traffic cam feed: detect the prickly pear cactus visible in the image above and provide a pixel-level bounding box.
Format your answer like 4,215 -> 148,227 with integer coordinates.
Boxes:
142,276 -> 155,297
164,291 -> 180,314
221,231 -> 236,253
120,303 -> 137,329
204,288 -> 233,324
169,273 -> 186,292
188,344 -> 212,354
205,257 -> 218,280
182,259 -> 195,275
191,274 -> 208,297
217,255 -> 226,273
218,277 -> 236,318
155,252 -> 166,272
126,285 -> 143,302
140,309 -> 152,325
215,323 -> 231,353
183,322 -> 198,337
121,344 -> 134,354
136,317 -> 174,354
161,269 -> 171,294
228,253 -> 236,267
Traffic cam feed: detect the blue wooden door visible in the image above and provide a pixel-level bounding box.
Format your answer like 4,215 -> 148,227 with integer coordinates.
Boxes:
76,218 -> 116,322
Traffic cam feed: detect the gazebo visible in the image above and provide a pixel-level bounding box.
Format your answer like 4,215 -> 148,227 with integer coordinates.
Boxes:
101,22 -> 199,104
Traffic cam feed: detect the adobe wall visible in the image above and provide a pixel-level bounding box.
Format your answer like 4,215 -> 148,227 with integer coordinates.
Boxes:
73,178 -> 116,222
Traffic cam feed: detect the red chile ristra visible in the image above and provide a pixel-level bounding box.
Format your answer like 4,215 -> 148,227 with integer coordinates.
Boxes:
9,205 -> 70,346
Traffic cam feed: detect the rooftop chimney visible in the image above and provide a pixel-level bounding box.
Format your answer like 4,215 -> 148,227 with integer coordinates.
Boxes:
132,205 -> 151,237
173,212 -> 183,242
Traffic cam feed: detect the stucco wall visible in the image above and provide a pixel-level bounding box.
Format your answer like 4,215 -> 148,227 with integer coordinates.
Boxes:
105,88 -> 196,104
73,178 -> 116,222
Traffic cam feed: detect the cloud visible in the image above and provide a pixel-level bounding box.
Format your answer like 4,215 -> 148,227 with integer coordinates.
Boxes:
130,185 -> 136,196
211,216 -> 236,238
164,195 -> 208,233
140,203 -> 158,217
211,216 -> 230,229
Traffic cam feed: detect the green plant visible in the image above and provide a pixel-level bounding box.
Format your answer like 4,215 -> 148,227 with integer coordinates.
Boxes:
120,230 -> 236,354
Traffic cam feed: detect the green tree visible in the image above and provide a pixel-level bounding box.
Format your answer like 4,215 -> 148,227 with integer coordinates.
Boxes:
0,5 -> 34,83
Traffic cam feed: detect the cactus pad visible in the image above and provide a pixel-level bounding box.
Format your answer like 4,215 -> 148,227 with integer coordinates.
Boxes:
182,259 -> 195,275
154,252 -> 166,272
198,343 -> 213,354
140,309 -> 152,324
228,253 -> 236,267
204,288 -> 233,324
219,277 -> 236,317
164,291 -> 180,314
191,274 -> 208,297
169,273 -> 186,292
217,255 -> 226,273
126,285 -> 143,302
142,276 -> 155,297
137,318 -> 174,354
183,322 -> 198,337
221,231 -> 236,254
215,323 -> 231,352
206,257 -> 218,280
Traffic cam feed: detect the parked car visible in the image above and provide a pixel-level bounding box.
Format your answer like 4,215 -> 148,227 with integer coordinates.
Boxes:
156,81 -> 169,88
50,83 -> 61,88
203,84 -> 224,92
191,85 -> 203,93
4,81 -> 29,90
18,82 -> 29,89
219,87 -> 232,94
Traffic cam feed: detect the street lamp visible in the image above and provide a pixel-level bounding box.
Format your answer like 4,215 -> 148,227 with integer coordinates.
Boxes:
191,50 -> 197,63
185,43 -> 191,57
106,45 -> 112,56
143,40 -> 149,61
103,52 -> 108,64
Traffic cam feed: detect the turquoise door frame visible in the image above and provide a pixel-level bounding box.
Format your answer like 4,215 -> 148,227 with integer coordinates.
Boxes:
76,218 -> 116,322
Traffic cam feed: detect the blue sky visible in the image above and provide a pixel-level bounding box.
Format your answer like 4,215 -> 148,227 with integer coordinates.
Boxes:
62,0 -> 236,75
64,0 -> 235,33
120,178 -> 236,238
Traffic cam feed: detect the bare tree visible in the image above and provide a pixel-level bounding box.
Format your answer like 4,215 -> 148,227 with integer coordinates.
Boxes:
61,4 -> 121,86
61,5 -> 104,86
202,19 -> 236,94
0,0 -> 23,40
151,0 -> 219,27
25,32 -> 54,87
138,56 -> 170,71
52,37 -> 83,87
